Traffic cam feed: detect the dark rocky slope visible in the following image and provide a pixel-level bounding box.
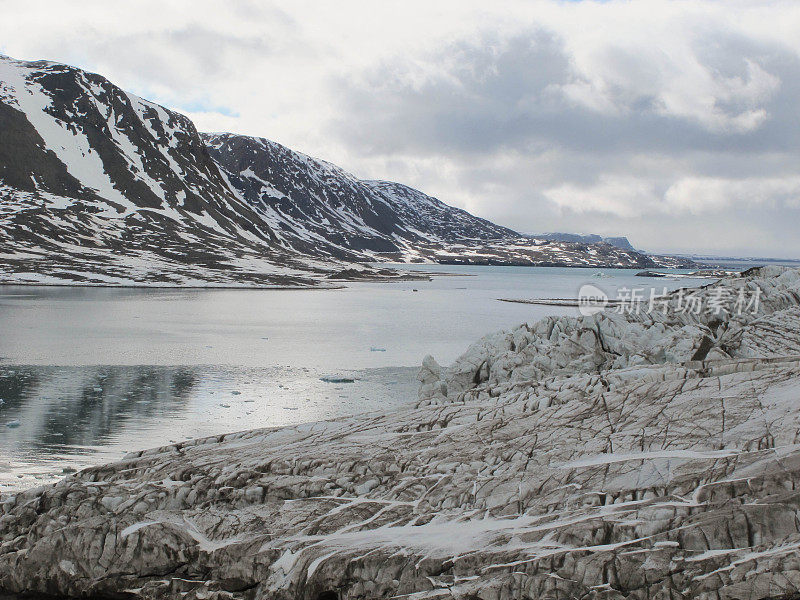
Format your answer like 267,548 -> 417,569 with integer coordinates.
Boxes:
203,133 -> 516,262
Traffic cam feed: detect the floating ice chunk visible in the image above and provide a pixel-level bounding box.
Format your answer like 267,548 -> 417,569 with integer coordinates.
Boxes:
6,420 -> 21,428
231,391 -> 241,395
320,375 -> 356,383
370,347 -> 387,352
92,387 -> 103,392
319,375 -> 356,383
219,403 -> 231,408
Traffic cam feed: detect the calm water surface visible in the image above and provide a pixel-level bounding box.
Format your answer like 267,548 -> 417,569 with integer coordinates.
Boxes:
0,265 -> 710,492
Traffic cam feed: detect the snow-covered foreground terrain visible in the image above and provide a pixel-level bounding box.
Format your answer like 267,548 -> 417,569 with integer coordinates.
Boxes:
2,267 -> 800,599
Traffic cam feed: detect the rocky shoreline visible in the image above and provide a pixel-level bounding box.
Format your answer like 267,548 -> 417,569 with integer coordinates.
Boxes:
2,267 -> 800,599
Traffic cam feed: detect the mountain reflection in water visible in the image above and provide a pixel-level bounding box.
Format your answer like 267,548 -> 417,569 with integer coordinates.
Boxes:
0,364 -> 417,494
0,366 -> 196,455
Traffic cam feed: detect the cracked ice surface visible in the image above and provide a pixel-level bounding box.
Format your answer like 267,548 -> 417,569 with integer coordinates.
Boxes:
3,267 -> 800,599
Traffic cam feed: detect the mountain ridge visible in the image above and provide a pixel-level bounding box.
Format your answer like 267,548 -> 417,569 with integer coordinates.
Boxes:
0,54 -> 695,286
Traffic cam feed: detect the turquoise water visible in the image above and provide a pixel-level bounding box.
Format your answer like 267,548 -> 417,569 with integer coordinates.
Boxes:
0,266 -> 710,492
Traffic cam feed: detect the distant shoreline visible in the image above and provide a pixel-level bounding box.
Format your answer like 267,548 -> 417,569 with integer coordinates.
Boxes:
0,281 -> 339,291
0,263 -> 705,290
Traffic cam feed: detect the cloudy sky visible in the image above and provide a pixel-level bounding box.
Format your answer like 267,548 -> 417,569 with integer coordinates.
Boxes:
2,0 -> 799,257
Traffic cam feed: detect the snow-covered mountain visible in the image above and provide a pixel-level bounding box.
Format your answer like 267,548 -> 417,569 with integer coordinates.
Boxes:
0,55 -> 327,286
0,55 -> 693,286
203,132 -> 515,262
204,134 -> 694,268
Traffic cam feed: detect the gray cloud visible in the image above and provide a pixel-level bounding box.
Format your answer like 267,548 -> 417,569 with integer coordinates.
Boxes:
336,29 -> 800,156
330,25 -> 800,256
50,27 -> 276,92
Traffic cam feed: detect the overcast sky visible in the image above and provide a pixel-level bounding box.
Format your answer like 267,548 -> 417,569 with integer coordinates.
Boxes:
2,0 -> 799,257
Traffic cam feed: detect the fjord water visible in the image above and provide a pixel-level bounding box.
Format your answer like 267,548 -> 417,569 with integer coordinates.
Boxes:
0,266 -> 708,492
